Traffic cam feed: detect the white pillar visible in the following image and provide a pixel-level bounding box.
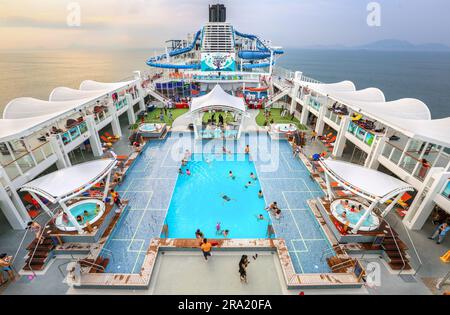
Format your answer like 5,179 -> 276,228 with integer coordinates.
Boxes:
324,173 -> 334,201
352,199 -> 379,234
0,167 -> 29,229
60,202 -> 84,234
404,169 -> 448,230
365,136 -> 386,169
126,95 -> 136,125
314,96 -> 327,136
110,109 -> 122,139
300,103 -> 309,126
85,116 -> 103,157
0,183 -> 28,229
49,136 -> 71,169
134,71 -> 147,113
333,116 -> 350,158
290,72 -> 302,114
381,193 -> 403,217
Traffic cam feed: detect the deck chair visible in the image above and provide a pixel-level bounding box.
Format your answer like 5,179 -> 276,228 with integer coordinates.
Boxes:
105,132 -> 120,141
101,135 -> 118,143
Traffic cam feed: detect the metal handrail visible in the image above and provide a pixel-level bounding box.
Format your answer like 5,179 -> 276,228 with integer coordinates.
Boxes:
77,259 -> 105,273
1,141 -> 51,168
27,209 -> 61,276
381,217 -> 407,275
331,258 -> 355,272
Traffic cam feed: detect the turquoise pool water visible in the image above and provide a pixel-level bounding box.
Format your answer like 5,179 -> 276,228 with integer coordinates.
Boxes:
165,153 -> 271,239
332,202 -> 378,228
65,202 -> 98,227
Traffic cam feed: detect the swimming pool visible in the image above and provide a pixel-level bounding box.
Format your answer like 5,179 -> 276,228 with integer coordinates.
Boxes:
165,153 -> 271,239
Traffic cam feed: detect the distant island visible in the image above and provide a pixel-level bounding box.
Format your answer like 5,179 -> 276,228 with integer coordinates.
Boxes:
299,39 -> 450,52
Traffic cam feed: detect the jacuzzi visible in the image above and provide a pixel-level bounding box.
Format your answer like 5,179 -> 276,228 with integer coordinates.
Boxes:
55,199 -> 105,232
330,199 -> 380,232
275,124 -> 297,133
139,123 -> 166,138
269,124 -> 298,140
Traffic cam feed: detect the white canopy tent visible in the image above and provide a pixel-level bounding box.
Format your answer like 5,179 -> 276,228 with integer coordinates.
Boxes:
319,158 -> 414,233
190,85 -> 247,140
190,84 -> 246,114
21,158 -> 117,233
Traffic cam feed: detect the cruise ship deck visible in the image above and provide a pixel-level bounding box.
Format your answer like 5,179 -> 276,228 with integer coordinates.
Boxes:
0,4 -> 449,296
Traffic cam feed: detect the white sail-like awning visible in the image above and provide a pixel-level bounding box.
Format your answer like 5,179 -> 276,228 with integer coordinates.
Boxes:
301,80 -> 356,95
49,87 -> 110,102
190,84 -> 246,113
2,97 -> 93,119
320,158 -> 414,203
329,88 -> 386,103
20,159 -> 117,203
79,79 -> 137,91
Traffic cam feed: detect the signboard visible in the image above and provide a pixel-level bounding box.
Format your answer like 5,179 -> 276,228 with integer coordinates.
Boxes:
201,53 -> 236,72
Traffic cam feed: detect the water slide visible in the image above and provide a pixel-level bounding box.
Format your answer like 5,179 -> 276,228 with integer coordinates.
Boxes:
234,30 -> 283,69
146,30 -> 202,69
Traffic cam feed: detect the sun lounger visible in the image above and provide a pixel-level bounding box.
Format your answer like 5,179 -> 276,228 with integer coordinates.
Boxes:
336,190 -> 355,197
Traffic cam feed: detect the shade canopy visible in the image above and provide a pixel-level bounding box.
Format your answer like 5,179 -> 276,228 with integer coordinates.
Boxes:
190,84 -> 246,113
0,80 -> 136,143
20,159 -> 117,203
3,97 -> 93,119
320,158 -> 414,203
302,80 -> 356,95
80,80 -> 136,91
49,87 -> 110,102
302,80 -> 450,148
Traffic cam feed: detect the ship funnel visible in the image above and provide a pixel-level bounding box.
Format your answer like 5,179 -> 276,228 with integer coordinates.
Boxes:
209,4 -> 226,22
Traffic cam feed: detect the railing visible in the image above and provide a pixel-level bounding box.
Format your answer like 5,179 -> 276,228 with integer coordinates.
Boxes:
382,142 -> 429,182
382,217 -> 407,275
324,109 -> 343,127
59,121 -> 88,146
307,96 -> 322,112
1,141 -> 55,181
347,121 -> 376,147
301,75 -> 322,84
94,108 -> 111,125
441,181 -> 450,199
115,98 -> 128,111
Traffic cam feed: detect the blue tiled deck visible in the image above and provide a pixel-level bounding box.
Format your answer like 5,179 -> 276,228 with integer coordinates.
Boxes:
102,132 -> 333,274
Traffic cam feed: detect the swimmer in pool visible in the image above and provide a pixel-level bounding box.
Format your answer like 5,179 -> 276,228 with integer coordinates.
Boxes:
341,211 -> 347,219
178,168 -> 183,175
245,181 -> 253,188
221,194 -> 232,202
83,210 -> 89,218
229,171 -> 236,179
186,169 -> 191,176
256,214 -> 266,221
350,205 -> 357,213
94,204 -> 101,215
216,222 -> 221,235
258,190 -> 264,199
250,172 -> 257,180
222,230 -> 229,238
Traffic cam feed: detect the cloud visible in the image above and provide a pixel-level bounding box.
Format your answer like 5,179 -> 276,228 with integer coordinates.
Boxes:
0,16 -> 107,30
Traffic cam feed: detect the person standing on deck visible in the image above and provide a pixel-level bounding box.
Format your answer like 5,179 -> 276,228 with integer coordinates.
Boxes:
429,222 -> 450,244
201,238 -> 213,261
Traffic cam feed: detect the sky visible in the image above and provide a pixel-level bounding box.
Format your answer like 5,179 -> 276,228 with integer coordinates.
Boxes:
0,0 -> 449,51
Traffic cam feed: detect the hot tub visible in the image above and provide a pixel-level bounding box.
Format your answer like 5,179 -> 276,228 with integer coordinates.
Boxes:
269,124 -> 298,140
139,123 -> 166,138
275,124 -> 297,133
55,199 -> 105,232
330,199 -> 380,232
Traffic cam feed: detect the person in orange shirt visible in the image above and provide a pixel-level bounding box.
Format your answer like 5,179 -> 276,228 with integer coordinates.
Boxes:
200,238 -> 212,261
